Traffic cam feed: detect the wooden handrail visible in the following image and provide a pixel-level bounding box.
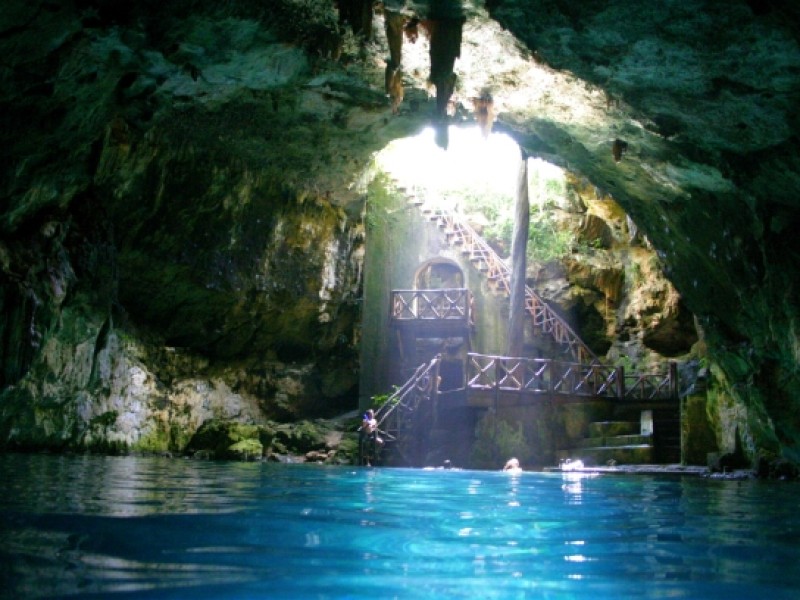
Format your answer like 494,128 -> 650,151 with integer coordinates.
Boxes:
374,355 -> 441,431
432,210 -> 599,364
465,353 -> 675,401
390,288 -> 473,324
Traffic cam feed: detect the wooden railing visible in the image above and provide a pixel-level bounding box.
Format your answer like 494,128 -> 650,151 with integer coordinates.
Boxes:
368,353 -> 675,466
624,363 -> 678,400
466,353 -> 676,401
430,210 -> 598,364
375,355 -> 442,436
436,211 -> 510,292
390,288 -> 474,325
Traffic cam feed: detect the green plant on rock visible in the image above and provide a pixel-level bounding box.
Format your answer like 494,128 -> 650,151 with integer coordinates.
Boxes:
370,386 -> 399,410
90,411 -> 119,429
527,207 -> 574,263
614,354 -> 637,374
457,187 -> 512,224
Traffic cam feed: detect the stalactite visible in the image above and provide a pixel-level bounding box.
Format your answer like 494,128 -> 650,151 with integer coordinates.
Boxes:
427,16 -> 464,117
383,9 -> 407,113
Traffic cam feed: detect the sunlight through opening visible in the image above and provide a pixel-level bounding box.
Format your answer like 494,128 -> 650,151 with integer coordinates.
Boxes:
375,125 -> 569,262
378,125 -> 521,198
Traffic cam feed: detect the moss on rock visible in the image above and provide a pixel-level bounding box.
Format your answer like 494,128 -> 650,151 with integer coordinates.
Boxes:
185,419 -> 264,459
274,419 -> 329,454
228,438 -> 264,460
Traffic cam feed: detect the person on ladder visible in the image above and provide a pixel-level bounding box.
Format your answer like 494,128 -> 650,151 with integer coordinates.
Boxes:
359,409 -> 384,466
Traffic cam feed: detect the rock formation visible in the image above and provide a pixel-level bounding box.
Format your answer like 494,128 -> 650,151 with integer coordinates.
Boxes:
0,0 -> 798,471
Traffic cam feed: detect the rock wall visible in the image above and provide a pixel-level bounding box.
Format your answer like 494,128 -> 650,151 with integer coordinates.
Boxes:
486,0 -> 800,467
0,0 -> 373,452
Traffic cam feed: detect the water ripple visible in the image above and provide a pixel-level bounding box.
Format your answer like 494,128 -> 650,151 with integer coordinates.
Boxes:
2,455 -> 800,598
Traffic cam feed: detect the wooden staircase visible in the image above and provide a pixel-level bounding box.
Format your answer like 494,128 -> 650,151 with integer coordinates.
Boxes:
375,195 -> 683,468
371,357 -> 442,467
421,204 -> 599,365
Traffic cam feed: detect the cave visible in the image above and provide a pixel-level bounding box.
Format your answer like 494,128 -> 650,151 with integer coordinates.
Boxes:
1,0 -> 800,475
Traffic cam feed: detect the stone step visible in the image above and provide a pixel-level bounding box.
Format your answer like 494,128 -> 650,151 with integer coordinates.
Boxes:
588,421 -> 640,437
557,444 -> 653,467
573,433 -> 653,449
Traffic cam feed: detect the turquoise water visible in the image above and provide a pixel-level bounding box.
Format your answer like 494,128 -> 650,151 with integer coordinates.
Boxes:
1,454 -> 799,599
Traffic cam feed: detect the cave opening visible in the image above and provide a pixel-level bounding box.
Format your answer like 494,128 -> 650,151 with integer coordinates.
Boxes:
376,124 -> 521,201
361,123 -> 578,405
374,123 -> 571,270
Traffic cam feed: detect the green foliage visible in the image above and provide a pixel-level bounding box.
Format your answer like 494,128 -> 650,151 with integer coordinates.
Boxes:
529,162 -> 567,207
370,387 -> 399,410
527,207 -> 574,263
336,434 -> 360,460
471,413 -> 531,469
371,393 -> 389,407
457,167 -> 575,264
186,419 -> 263,459
228,438 -> 264,460
274,420 -> 328,453
482,215 -> 513,255
457,187 -> 512,224
365,172 -> 405,231
614,354 -> 637,373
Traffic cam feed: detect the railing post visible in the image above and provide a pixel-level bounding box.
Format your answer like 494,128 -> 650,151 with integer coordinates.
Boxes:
669,361 -> 678,399
616,365 -> 625,399
494,357 -> 501,409
432,356 -> 441,428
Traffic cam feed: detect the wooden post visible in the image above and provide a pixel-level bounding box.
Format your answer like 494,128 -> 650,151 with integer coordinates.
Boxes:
432,356 -> 441,428
616,365 -> 625,399
669,361 -> 678,399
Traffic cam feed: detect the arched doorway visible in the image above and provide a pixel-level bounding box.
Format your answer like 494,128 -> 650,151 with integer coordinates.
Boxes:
413,258 -> 467,392
414,258 -> 464,290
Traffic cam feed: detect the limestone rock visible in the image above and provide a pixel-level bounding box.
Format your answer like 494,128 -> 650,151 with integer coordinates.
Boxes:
1,0 -> 799,468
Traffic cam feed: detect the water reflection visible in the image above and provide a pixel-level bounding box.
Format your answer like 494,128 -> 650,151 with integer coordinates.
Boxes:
560,469 -> 598,503
2,455 -> 800,599
8,454 -> 264,516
